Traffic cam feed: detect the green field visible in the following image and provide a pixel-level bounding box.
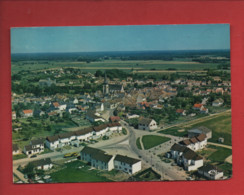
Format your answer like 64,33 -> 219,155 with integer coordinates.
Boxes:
207,145 -> 232,162
159,127 -> 187,137
12,153 -> 27,160
50,161 -> 112,183
136,137 -> 142,150
141,135 -> 171,150
11,59 -> 222,74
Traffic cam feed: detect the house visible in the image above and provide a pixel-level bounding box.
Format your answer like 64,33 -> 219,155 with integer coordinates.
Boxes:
114,155 -> 141,174
170,144 -> 203,171
80,147 -> 114,171
75,127 -> 94,142
22,109 -> 33,118
200,107 -> 209,114
30,138 -> 45,151
107,122 -> 122,132
93,124 -> 109,137
31,158 -> 53,170
12,111 -> 16,120
33,110 -> 45,117
126,113 -> 140,119
86,111 -> 106,123
188,126 -> 212,139
138,118 -> 157,131
12,144 -> 21,155
179,134 -> 207,151
198,164 -> 224,180
46,135 -> 60,150
109,116 -> 120,122
193,104 -> 204,111
212,98 -> 224,107
176,109 -> 186,116
58,132 -> 75,147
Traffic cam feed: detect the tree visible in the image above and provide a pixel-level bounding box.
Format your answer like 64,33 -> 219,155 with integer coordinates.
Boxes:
23,163 -> 35,179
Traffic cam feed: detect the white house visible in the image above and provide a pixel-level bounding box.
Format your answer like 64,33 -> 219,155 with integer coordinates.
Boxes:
75,127 -> 94,142
107,122 -> 122,132
114,154 -> 141,174
93,124 -> 109,137
212,98 -> 224,107
24,138 -> 45,156
188,126 -> 212,139
179,134 -> 207,151
126,113 -> 140,119
198,164 -> 224,180
12,111 -> 16,120
138,118 -> 157,131
170,144 -> 203,171
58,132 -> 74,147
12,144 -> 21,155
31,158 -> 53,170
46,135 -> 60,150
86,111 -> 106,123
80,147 -> 114,171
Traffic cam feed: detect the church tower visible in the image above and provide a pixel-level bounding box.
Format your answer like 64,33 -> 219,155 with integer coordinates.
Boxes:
103,71 -> 109,95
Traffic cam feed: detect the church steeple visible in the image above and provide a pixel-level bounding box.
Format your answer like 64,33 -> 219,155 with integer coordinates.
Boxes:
104,71 -> 108,84
103,71 -> 109,95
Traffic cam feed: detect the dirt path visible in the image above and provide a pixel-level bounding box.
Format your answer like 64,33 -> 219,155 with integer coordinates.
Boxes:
208,142 -> 232,149
225,155 -> 232,164
139,137 -> 145,150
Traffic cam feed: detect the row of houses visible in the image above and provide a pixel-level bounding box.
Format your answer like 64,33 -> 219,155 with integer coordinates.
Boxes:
46,123 -> 122,150
80,147 -> 141,174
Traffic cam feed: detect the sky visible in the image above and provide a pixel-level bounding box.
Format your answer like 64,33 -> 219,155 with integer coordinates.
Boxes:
11,24 -> 230,54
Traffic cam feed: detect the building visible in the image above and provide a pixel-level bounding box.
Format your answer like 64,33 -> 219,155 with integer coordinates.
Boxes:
93,124 -> 109,137
12,111 -> 16,120
12,144 -> 21,155
24,138 -> 45,156
80,147 -> 114,171
31,158 -> 53,170
114,155 -> 141,174
176,109 -> 186,116
170,144 -> 203,171
86,111 -> 105,123
198,164 -> 224,180
22,109 -> 33,118
103,71 -> 109,95
39,78 -> 56,87
212,98 -> 224,107
188,126 -> 212,139
138,118 -> 157,131
45,135 -> 60,150
75,127 -> 94,142
179,134 -> 207,151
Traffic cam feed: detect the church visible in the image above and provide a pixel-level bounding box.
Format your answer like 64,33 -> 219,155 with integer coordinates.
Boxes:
103,72 -> 124,95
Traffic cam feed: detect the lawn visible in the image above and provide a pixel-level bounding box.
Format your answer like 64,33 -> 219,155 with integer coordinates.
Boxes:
141,135 -> 171,150
12,153 -> 27,160
50,161 -> 112,183
159,127 -> 187,137
218,162 -> 232,177
207,145 -> 232,163
136,137 -> 142,150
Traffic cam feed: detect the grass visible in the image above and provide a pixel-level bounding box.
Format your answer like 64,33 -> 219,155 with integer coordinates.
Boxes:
50,161 -> 112,183
141,135 -> 171,150
207,145 -> 232,163
159,127 -> 187,137
134,168 -> 161,181
218,162 -> 232,177
136,137 -> 142,150
12,153 -> 27,160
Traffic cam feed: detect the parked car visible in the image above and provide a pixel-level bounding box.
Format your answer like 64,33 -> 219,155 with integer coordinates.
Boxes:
30,154 -> 37,158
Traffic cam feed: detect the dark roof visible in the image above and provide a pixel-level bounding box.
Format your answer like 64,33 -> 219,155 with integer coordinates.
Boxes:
198,164 -> 223,172
93,124 -> 108,132
81,147 -> 113,163
24,144 -> 34,151
86,110 -> 102,119
114,155 -> 140,165
107,122 -> 121,127
31,158 -> 52,167
46,135 -> 59,142
196,134 -> 207,142
170,143 -> 186,152
12,144 -> 19,151
109,84 -> 123,91
31,138 -> 45,145
138,118 -> 154,126
75,127 -> 93,136
183,148 -> 203,160
58,132 -> 75,139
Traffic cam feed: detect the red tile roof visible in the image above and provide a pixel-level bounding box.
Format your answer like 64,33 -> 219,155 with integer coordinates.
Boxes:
23,109 -> 33,114
193,103 -> 203,108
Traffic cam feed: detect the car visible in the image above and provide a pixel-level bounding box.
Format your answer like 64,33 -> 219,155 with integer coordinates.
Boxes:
64,152 -> 79,158
30,154 -> 37,158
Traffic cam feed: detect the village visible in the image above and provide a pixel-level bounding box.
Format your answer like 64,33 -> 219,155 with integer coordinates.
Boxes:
12,67 -> 232,183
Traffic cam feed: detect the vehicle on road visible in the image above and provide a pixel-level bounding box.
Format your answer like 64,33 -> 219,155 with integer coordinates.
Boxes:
30,154 -> 37,158
64,152 -> 79,158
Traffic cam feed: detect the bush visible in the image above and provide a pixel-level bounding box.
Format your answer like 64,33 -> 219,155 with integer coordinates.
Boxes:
122,128 -> 127,135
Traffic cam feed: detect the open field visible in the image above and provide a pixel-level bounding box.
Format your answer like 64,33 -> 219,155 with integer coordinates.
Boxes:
50,160 -> 112,183
141,135 -> 171,150
159,127 -> 187,137
11,59 -> 222,74
207,145 -> 232,163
